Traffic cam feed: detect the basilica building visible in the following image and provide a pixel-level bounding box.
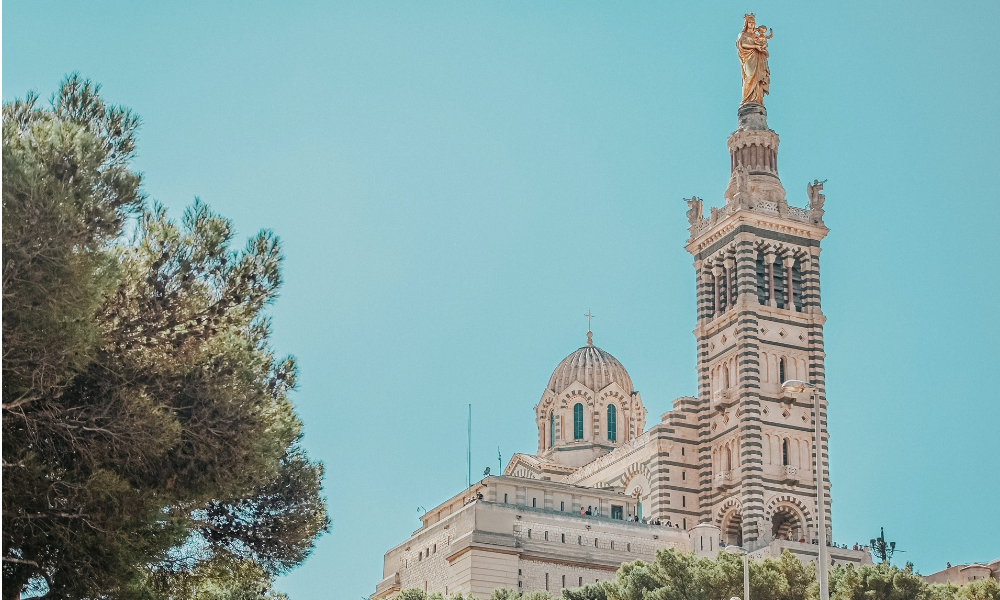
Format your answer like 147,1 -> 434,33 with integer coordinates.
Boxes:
373,20 -> 870,599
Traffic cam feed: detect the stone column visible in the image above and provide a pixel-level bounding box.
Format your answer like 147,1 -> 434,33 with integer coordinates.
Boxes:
725,258 -> 736,309
697,262 -> 713,322
801,248 -> 821,315
784,256 -> 796,310
765,252 -> 777,307
712,266 -> 724,315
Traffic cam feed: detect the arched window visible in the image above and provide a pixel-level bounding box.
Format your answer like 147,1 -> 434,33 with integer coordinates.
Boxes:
722,364 -> 730,389
573,403 -> 584,440
725,447 -> 732,471
782,438 -> 789,466
607,405 -> 617,442
549,411 -> 555,448
779,358 -> 787,383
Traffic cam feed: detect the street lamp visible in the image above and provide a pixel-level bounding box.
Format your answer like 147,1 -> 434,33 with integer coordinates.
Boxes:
870,527 -> 898,565
781,380 -> 828,600
724,545 -> 750,600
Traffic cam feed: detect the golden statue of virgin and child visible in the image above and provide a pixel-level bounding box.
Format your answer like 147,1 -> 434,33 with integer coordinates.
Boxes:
737,13 -> 773,105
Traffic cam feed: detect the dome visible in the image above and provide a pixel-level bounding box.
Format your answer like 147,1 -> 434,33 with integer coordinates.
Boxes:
547,332 -> 634,395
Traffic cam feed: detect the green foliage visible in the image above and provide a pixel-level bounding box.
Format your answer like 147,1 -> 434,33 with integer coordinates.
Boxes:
928,584 -> 963,600
596,549 -> 995,600
146,556 -> 288,600
488,591 -> 525,600
395,586 -> 558,600
958,579 -> 1000,600
599,548 -> 818,600
403,558 -> 997,600
923,579 -> 1000,600
829,563 -> 925,600
396,590 -> 478,600
2,75 -> 328,599
562,582 -> 608,600
498,592 -> 554,600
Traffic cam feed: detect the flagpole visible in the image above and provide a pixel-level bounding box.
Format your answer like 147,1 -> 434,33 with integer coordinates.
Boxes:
467,404 -> 471,488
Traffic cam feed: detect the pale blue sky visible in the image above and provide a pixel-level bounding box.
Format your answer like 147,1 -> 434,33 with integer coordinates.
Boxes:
4,1 -> 999,598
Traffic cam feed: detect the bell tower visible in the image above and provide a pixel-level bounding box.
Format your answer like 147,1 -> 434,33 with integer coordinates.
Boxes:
684,16 -> 832,550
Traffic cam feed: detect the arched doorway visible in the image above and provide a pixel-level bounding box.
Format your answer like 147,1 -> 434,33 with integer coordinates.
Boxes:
770,505 -> 805,541
623,469 -> 651,522
720,508 -> 743,547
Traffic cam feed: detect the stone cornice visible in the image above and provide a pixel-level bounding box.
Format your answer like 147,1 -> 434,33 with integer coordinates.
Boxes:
686,209 -> 828,256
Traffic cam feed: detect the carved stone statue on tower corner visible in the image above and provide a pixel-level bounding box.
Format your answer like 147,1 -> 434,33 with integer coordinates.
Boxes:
808,179 -> 826,210
686,196 -> 703,227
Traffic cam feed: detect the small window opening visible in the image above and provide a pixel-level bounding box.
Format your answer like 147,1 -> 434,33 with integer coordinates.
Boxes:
549,411 -> 555,448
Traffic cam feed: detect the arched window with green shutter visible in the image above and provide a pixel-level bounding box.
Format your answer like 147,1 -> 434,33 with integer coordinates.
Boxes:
549,411 -> 555,448
607,404 -> 617,442
573,403 -> 584,440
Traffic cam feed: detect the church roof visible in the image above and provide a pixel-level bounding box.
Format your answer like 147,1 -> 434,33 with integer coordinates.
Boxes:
547,332 -> 634,395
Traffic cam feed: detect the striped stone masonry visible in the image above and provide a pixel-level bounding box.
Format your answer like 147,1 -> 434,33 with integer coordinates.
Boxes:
374,103 -> 863,600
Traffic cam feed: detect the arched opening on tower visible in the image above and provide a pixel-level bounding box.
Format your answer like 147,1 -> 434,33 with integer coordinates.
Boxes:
771,505 -> 804,542
721,509 -> 743,547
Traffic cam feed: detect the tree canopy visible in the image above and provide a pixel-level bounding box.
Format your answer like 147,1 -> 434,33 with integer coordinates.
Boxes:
392,549 -> 998,600
3,75 -> 328,600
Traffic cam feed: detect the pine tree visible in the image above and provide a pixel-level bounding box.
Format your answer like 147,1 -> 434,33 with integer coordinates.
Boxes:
2,75 -> 328,600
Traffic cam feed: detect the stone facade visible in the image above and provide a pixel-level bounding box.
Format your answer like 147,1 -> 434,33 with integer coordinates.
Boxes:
373,97 -> 869,600
923,560 -> 1000,585
686,103 -> 832,549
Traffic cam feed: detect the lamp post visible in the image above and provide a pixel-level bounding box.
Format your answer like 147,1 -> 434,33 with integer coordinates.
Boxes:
724,545 -> 750,600
870,527 -> 897,565
781,380 -> 827,600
